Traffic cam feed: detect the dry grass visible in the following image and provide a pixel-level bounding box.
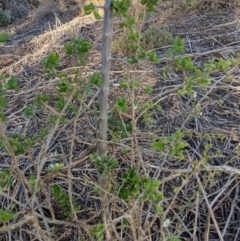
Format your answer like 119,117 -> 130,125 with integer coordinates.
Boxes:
34,0 -> 105,22
35,1 -> 58,21
173,0 -> 240,13
1,1 -> 240,240
3,0 -> 31,20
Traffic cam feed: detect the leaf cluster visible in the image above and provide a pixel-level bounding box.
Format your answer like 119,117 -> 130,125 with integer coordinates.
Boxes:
51,185 -> 80,219
7,133 -> 37,156
153,130 -> 188,160
0,209 -> 19,225
0,169 -> 12,190
64,38 -> 92,65
0,74 -> 19,121
83,3 -> 101,20
118,168 -> 163,207
90,154 -> 118,174
90,223 -> 105,241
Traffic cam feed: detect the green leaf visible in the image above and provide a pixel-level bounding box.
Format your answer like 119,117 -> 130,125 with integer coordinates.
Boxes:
0,113 -> 7,122
0,33 -> 9,43
23,107 -> 33,118
43,53 -> 60,77
114,97 -> 128,113
138,48 -> 147,59
88,73 -> 103,87
68,104 -> 77,115
72,38 -> 92,60
48,53 -> 59,64
4,77 -> 19,90
141,0 -> 159,14
36,94 -> 50,108
0,96 -> 8,109
144,86 -> 153,95
119,79 -> 127,89
49,116 -> 58,125
152,141 -> 165,152
156,105 -> 162,111
177,141 -> 188,149
118,168 -> 141,201
93,10 -> 101,20
56,80 -> 71,93
197,78 -> 211,87
0,169 -> 12,189
169,236 -> 181,241
29,175 -> 41,193
167,48 -> 174,58
112,0 -> 131,17
127,56 -> 138,65
167,136 -> 175,142
195,69 -> 202,78
169,148 -> 176,157
60,117 -> 68,125
178,151 -> 184,160
130,80 -> 140,91
162,70 -> 168,79
147,52 -> 159,63
64,43 -> 73,54
175,130 -> 184,139
85,86 -> 93,96
0,209 -> 19,225
55,98 -> 65,112
90,223 -> 105,241
173,37 -> 185,54
48,163 -> 64,172
84,3 -> 95,15
51,184 -> 76,219
142,101 -> 154,110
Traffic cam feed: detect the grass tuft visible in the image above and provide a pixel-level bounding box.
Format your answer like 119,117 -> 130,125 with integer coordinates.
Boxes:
112,26 -> 173,54
0,8 -> 11,27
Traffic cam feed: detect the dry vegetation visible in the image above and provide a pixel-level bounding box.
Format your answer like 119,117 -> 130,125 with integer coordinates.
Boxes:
1,0 -> 240,240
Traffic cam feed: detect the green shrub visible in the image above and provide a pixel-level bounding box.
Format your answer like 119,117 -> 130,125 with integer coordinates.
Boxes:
0,8 -> 11,27
140,26 -> 174,51
112,26 -> 173,54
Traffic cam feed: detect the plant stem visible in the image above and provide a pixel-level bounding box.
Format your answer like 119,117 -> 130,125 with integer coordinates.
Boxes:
97,0 -> 114,240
